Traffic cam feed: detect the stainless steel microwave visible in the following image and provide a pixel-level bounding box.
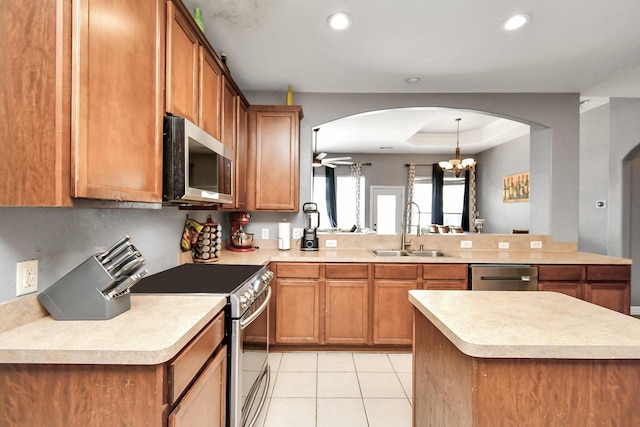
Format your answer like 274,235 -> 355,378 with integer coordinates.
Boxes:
163,116 -> 233,205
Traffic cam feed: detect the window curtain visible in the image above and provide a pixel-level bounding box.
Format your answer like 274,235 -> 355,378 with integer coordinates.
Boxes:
407,163 -> 416,233
431,164 -> 444,225
461,169 -> 471,231
325,167 -> 337,228
351,163 -> 363,230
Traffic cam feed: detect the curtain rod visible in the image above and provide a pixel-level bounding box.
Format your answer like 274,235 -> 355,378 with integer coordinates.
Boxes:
405,163 -> 434,167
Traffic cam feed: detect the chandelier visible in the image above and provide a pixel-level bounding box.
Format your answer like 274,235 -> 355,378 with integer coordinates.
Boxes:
438,117 -> 476,177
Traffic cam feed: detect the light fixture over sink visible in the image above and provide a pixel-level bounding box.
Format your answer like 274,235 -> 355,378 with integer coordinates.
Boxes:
438,118 -> 476,177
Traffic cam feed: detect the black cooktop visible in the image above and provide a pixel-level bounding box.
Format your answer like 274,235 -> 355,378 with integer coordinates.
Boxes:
131,264 -> 264,294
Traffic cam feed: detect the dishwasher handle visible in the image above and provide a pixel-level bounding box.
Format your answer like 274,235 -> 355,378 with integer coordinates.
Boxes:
480,275 -> 532,282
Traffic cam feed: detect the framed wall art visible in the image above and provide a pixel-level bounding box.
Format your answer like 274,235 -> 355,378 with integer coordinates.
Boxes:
503,171 -> 529,203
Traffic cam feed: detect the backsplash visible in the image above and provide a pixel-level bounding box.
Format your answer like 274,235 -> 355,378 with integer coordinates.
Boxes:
0,207 -> 225,303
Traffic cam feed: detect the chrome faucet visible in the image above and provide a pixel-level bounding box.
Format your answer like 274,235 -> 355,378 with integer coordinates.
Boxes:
401,201 -> 421,250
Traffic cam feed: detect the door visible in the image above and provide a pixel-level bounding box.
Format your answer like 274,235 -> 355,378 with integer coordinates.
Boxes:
370,186 -> 404,234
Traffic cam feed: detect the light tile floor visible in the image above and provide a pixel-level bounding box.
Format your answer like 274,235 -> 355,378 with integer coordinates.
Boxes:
256,352 -> 413,427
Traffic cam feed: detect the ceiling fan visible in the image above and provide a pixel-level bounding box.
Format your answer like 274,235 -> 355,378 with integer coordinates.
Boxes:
312,128 -> 353,168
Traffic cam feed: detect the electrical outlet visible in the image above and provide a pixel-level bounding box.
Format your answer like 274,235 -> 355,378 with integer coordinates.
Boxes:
530,240 -> 543,249
326,239 -> 337,248
261,228 -> 269,239
460,240 -> 472,249
498,242 -> 510,249
16,260 -> 38,296
292,228 -> 303,239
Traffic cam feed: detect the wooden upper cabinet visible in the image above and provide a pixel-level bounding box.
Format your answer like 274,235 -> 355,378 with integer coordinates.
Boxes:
166,1 -> 199,123
223,98 -> 249,210
1,0 -> 72,206
166,0 -> 225,142
200,47 -> 222,140
221,77 -> 237,153
247,106 -> 302,212
72,0 -> 164,202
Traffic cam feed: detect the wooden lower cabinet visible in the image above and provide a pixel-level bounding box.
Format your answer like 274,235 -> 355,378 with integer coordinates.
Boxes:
373,280 -> 418,345
423,264 -> 468,290
169,346 -> 227,427
538,265 -> 630,314
0,312 -> 226,426
274,263 -> 321,344
325,264 -> 369,345
373,264 -> 421,345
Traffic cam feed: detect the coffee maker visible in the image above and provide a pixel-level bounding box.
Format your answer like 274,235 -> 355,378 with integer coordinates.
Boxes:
301,202 -> 319,251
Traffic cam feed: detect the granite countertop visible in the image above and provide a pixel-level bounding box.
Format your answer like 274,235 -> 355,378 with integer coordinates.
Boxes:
409,290 -> 640,359
216,247 -> 631,265
0,295 -> 226,365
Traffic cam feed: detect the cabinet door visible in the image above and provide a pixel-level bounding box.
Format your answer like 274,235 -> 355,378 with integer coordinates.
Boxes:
169,346 -> 227,427
221,77 -> 237,153
166,1 -> 199,123
538,282 -> 583,299
200,47 -> 222,139
373,280 -> 417,345
1,0 -> 72,206
325,280 -> 369,344
233,99 -> 249,210
275,279 -> 320,344
248,106 -> 301,211
585,282 -> 630,314
72,0 -> 163,202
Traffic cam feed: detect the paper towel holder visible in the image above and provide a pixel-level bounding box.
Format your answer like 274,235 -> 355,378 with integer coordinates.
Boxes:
278,221 -> 291,250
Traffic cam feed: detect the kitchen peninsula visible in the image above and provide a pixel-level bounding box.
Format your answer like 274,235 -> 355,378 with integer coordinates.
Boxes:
409,291 -> 640,426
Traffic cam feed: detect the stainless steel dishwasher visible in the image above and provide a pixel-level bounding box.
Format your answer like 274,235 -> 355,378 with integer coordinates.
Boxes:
470,264 -> 538,291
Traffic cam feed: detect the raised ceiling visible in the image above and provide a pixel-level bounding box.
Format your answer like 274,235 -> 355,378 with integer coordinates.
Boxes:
181,0 -> 640,154
182,0 -> 640,96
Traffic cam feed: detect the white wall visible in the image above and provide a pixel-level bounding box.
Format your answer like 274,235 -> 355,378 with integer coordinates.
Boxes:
246,91 -> 579,242
475,134 -> 531,233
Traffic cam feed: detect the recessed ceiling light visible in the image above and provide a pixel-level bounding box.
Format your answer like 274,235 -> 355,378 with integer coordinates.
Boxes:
379,146 -> 394,150
404,75 -> 422,84
501,13 -> 531,31
327,12 -> 351,30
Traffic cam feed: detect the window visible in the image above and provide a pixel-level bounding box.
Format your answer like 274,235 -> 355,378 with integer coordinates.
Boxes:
414,176 -> 465,226
313,173 -> 365,230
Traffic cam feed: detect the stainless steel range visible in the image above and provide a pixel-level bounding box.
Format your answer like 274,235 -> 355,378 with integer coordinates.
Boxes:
132,263 -> 273,427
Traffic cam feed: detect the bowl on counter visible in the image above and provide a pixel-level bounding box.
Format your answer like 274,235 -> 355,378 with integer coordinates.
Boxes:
231,231 -> 254,248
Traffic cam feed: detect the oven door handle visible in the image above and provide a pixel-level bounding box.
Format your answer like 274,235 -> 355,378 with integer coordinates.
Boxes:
240,286 -> 271,329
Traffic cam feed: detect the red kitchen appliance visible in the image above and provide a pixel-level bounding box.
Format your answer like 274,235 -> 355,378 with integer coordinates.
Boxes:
228,212 -> 255,252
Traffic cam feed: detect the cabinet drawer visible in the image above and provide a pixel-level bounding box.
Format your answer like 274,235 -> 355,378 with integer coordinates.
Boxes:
538,265 -> 584,281
423,264 -> 467,280
326,263 -> 368,279
277,263 -> 320,278
374,264 -> 418,280
586,265 -> 630,282
169,311 -> 225,405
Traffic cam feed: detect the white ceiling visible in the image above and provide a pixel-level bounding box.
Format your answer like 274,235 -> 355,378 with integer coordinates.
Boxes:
182,0 -> 640,154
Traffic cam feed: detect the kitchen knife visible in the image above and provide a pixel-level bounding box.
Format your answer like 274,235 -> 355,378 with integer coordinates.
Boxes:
106,268 -> 148,299
103,247 -> 136,273
113,257 -> 145,279
100,240 -> 134,265
97,235 -> 130,261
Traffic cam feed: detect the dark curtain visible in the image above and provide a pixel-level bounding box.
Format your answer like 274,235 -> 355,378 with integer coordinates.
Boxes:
325,167 -> 338,228
461,169 -> 471,231
431,164 -> 444,225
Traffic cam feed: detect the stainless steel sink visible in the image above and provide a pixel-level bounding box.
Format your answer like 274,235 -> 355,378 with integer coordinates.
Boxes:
406,250 -> 448,257
369,249 -> 454,257
369,249 -> 410,257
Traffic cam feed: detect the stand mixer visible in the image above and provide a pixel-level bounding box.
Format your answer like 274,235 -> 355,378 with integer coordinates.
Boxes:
229,212 -> 255,252
301,202 -> 319,251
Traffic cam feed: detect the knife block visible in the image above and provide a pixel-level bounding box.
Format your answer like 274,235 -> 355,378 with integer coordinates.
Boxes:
38,255 -> 131,320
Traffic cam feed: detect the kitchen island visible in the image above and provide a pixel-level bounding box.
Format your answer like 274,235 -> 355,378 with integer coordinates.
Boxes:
409,290 -> 640,426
